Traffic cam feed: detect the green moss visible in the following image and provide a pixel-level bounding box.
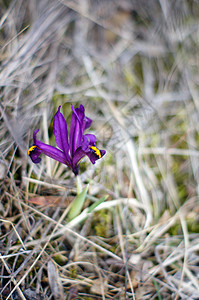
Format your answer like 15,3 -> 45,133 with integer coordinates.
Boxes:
168,222 -> 181,236
69,266 -> 78,279
187,217 -> 199,233
53,254 -> 68,266
93,209 -> 111,238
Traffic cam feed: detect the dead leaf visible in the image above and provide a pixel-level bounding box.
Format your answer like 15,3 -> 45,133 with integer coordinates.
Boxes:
48,260 -> 64,300
27,195 -> 74,207
0,159 -> 7,180
23,288 -> 43,300
90,278 -> 108,296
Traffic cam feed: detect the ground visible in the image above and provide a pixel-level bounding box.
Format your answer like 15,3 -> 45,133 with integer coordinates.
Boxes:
1,0 -> 199,299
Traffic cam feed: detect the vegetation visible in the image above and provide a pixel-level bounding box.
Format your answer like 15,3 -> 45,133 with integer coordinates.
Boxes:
1,0 -> 199,299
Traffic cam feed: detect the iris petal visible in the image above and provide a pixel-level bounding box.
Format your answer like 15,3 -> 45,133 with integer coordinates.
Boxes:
36,142 -> 67,164
69,104 -> 84,156
84,134 -> 96,146
29,147 -> 42,164
33,129 -> 39,144
86,148 -> 106,164
53,106 -> 71,164
81,135 -> 89,151
33,130 -> 67,165
83,116 -> 92,130
72,147 -> 86,168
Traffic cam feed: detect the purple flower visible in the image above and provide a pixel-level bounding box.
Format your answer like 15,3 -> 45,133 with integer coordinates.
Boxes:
28,105 -> 106,175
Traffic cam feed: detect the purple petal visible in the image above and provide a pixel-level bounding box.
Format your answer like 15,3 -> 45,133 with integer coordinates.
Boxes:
69,105 -> 84,156
36,142 -> 67,164
53,106 -> 71,163
86,147 -> 106,164
100,150 -> 106,157
76,104 -> 92,130
72,147 -> 86,169
33,129 -> 39,144
83,116 -> 92,130
33,130 -> 69,165
74,104 -> 85,122
84,134 -> 96,145
28,146 -> 42,164
81,135 -> 89,151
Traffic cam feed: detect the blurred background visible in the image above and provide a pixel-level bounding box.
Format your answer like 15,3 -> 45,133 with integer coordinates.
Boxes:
1,0 -> 199,299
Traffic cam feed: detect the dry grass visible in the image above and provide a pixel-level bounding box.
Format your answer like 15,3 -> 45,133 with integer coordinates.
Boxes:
1,0 -> 199,299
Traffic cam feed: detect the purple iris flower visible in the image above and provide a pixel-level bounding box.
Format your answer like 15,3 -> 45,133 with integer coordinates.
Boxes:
28,105 -> 106,175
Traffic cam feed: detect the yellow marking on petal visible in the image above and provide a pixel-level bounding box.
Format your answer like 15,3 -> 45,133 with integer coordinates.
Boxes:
90,146 -> 101,158
28,145 -> 37,156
